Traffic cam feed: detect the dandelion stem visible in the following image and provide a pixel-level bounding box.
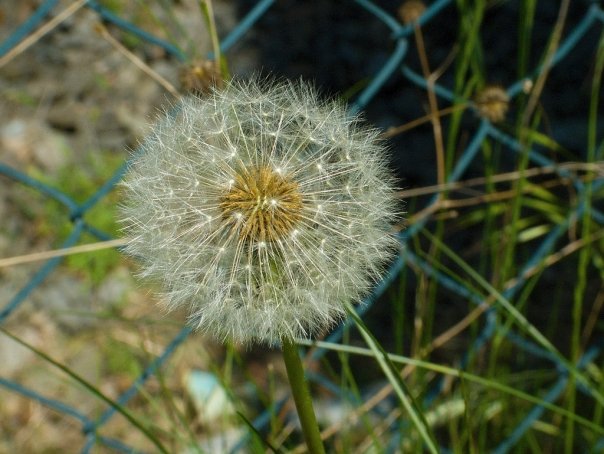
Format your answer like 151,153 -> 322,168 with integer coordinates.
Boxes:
281,337 -> 326,454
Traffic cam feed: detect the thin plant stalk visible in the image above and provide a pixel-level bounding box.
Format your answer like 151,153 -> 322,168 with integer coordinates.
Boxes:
198,0 -> 229,78
281,337 -> 326,454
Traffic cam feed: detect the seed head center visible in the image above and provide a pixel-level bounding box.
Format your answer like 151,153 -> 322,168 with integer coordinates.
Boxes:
219,166 -> 303,242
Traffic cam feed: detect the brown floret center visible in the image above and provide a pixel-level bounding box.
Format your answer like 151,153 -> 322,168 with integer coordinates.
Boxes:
219,166 -> 303,242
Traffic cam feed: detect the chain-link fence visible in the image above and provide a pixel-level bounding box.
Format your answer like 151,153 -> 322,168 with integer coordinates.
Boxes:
1,0 -> 604,452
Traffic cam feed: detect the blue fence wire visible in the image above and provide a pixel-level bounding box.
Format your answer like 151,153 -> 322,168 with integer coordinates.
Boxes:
1,0 -> 603,452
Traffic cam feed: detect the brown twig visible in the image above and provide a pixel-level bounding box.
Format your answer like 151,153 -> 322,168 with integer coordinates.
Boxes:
413,24 -> 446,189
0,238 -> 127,268
0,0 -> 89,69
381,104 -> 468,139
397,162 -> 604,199
95,23 -> 180,98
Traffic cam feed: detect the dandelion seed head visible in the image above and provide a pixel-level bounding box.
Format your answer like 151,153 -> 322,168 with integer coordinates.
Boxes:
120,77 -> 401,346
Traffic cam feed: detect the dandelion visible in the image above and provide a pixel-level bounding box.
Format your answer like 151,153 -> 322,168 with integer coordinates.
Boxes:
120,77 -> 400,346
121,77 -> 400,452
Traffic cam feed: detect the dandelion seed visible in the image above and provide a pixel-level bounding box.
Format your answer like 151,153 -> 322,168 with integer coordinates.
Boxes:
120,77 -> 401,346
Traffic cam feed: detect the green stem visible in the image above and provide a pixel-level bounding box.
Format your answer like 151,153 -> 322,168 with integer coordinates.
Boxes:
198,0 -> 230,79
281,337 -> 326,454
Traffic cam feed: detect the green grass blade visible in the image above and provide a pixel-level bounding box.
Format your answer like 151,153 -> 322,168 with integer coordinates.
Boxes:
419,229 -> 604,409
0,327 -> 169,454
345,303 -> 439,453
299,340 -> 604,437
236,410 -> 283,454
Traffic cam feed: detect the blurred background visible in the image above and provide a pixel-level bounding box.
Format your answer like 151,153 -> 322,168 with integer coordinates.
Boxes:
1,0 -> 603,452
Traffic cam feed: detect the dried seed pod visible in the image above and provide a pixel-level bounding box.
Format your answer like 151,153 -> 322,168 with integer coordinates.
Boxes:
179,60 -> 223,95
474,85 -> 510,123
398,0 -> 426,25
